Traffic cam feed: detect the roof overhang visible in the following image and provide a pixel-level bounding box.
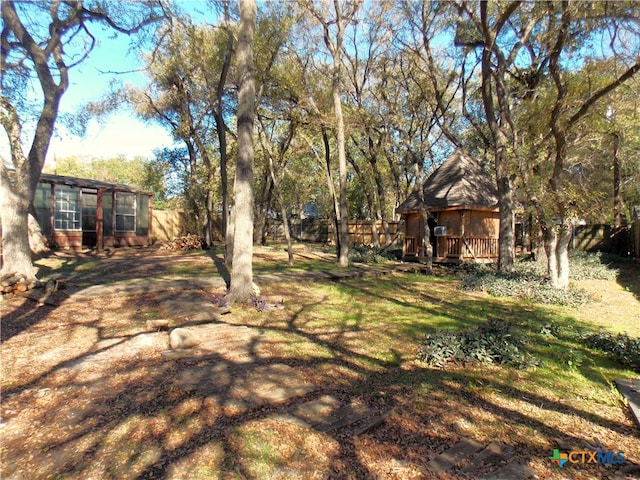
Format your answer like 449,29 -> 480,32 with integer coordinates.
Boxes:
398,205 -> 500,215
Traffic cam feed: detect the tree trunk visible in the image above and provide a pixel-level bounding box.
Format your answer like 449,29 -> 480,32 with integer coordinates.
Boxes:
497,174 -> 515,272
0,177 -> 35,280
268,157 -> 294,265
28,209 -> 48,255
346,145 -> 379,247
228,0 -> 256,303
556,224 -> 572,289
368,146 -> 390,248
205,186 -> 214,247
420,207 -> 433,271
321,128 -> 341,255
479,1 -> 516,274
216,1 -> 234,263
544,223 -> 571,290
333,86 -> 350,267
544,227 -> 559,288
255,174 -> 274,245
414,159 -> 432,271
612,132 -> 623,228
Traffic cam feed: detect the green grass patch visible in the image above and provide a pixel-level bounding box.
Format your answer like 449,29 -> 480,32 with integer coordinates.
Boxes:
252,258 -> 337,275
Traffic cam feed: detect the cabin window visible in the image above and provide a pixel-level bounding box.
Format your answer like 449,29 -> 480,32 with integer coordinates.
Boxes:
54,186 -> 81,231
115,193 -> 136,232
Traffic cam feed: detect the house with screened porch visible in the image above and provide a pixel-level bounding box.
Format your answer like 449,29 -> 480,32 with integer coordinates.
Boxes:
33,173 -> 153,251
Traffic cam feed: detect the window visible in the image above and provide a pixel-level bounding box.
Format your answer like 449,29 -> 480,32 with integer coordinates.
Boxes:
115,193 -> 136,232
54,186 -> 80,230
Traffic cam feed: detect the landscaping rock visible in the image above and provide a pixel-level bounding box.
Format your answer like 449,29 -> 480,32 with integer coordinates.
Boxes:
169,328 -> 200,349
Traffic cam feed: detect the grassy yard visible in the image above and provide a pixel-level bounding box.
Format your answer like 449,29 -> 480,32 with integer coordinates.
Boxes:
1,246 -> 638,479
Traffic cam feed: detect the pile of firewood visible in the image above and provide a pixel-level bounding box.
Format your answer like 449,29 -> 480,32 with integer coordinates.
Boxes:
1,272 -> 40,295
160,234 -> 205,251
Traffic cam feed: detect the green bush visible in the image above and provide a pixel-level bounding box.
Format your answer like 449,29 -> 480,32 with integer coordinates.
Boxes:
417,319 -> 537,369
583,331 -> 640,372
348,246 -> 401,264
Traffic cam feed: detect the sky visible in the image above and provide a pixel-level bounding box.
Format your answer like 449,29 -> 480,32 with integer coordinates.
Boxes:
42,1 -> 221,167
48,26 -> 177,166
0,10 -> 179,169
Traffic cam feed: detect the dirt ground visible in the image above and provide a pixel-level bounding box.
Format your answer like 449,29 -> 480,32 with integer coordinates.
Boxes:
1,246 -> 639,479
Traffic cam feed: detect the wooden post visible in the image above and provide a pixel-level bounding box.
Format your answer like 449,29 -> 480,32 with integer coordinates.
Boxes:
148,194 -> 153,246
460,210 -> 466,260
49,183 -> 55,237
96,188 -> 103,253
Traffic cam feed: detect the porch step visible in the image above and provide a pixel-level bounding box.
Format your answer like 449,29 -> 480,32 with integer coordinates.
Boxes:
425,437 -> 484,474
424,438 -> 536,479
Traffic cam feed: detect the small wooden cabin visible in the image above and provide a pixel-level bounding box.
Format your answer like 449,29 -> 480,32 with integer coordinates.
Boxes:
34,173 -> 153,251
396,150 -> 500,264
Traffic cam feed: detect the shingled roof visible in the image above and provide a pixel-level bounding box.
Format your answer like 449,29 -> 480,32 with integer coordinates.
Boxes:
39,173 -> 151,195
396,150 -> 498,213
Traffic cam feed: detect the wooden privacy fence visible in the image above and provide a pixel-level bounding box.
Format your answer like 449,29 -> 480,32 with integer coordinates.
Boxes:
573,224 -> 637,257
152,210 -> 189,242
280,219 -> 401,247
152,211 -> 401,249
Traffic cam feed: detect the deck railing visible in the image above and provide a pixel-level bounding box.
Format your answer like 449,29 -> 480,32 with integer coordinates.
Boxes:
446,236 -> 498,258
404,235 -> 498,260
404,236 -> 418,256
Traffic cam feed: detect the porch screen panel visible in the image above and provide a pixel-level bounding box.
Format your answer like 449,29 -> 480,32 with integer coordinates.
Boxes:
115,193 -> 136,232
82,192 -> 97,231
103,194 -> 113,236
34,183 -> 52,236
54,186 -> 80,230
136,195 -> 149,236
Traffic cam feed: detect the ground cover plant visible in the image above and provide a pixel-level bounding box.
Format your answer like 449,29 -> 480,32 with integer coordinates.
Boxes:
2,245 -> 639,479
460,251 -> 621,307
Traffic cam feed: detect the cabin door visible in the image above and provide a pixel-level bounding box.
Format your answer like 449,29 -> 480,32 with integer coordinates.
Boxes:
428,216 -> 438,257
82,191 -> 98,248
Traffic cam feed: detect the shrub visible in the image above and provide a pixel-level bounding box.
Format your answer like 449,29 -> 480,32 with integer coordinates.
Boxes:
459,252 -> 616,307
583,331 -> 640,372
348,246 -> 401,264
417,319 -> 537,369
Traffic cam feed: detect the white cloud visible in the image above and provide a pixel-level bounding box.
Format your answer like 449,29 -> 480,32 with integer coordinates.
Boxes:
46,113 -> 177,163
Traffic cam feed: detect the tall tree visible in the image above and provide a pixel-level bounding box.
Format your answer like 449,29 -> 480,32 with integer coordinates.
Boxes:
305,0 -> 362,266
215,1 -> 235,263
516,1 -> 640,287
129,15 -> 232,248
454,1 -> 537,274
228,0 -> 257,303
0,1 -> 166,280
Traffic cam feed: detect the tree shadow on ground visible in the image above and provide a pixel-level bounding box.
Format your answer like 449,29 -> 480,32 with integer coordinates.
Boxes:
610,256 -> 640,303
205,250 -> 231,287
3,275 -> 639,480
